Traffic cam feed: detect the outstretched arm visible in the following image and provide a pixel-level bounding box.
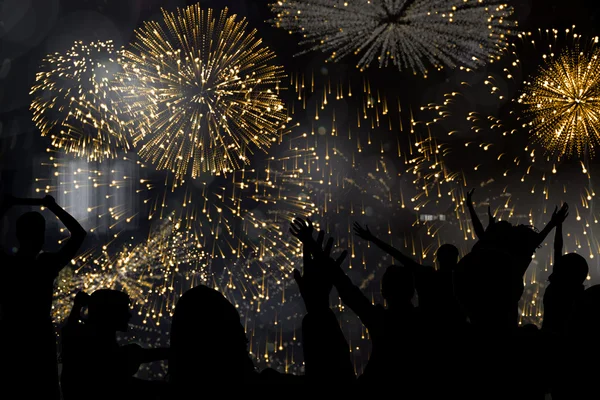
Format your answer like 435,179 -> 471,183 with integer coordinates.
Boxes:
554,222 -> 563,263
466,189 -> 486,239
44,195 -> 87,270
353,222 -> 421,269
1,195 -> 44,218
329,259 -> 376,328
536,204 -> 568,250
552,204 -> 568,264
290,218 -> 355,383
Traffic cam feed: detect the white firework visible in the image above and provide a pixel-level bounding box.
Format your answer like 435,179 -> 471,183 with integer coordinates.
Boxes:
270,0 -> 516,75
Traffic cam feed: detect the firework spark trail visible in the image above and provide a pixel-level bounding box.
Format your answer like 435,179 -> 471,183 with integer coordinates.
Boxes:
53,215 -> 201,323
518,38 -> 600,159
30,40 -> 132,161
116,4 -> 288,183
270,0 -> 516,75
418,28 -> 600,325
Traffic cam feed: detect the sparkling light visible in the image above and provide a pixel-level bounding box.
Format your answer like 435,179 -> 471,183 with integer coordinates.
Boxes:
116,5 -> 287,183
30,40 -> 132,161
518,40 -> 600,159
270,0 -> 516,75
53,215 -> 201,323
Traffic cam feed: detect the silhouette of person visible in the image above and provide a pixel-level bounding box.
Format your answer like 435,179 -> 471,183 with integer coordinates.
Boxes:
291,218 -> 418,387
0,194 -> 87,400
290,219 -> 355,385
353,222 -> 464,328
168,285 -> 260,391
169,228 -> 356,393
467,190 -> 565,313
61,290 -> 169,400
543,203 -> 587,334
550,285 -> 600,399
453,247 -> 550,399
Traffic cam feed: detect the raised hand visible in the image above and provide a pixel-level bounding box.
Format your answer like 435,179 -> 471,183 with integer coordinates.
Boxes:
353,222 -> 374,241
42,195 -> 58,209
551,203 -> 569,225
293,230 -> 347,313
290,217 -> 314,244
466,188 -> 475,206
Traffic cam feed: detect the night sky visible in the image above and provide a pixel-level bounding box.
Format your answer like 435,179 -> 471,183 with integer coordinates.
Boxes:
2,0 -> 600,376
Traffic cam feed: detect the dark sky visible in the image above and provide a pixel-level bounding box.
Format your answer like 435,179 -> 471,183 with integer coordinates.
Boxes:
1,0 -> 600,210
1,0 -> 600,372
2,0 -> 600,182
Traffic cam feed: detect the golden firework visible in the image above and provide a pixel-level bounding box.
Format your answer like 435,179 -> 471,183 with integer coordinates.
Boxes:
116,5 -> 287,183
518,38 -> 600,159
30,40 -> 132,161
53,215 -> 202,323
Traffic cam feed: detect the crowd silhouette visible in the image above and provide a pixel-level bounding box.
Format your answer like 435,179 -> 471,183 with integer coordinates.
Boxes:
0,190 -> 598,398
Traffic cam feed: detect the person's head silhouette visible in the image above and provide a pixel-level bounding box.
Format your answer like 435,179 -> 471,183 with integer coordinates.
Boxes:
87,289 -> 131,332
550,253 -> 589,286
169,285 -> 254,385
435,244 -> 459,271
381,265 -> 414,307
16,211 -> 45,255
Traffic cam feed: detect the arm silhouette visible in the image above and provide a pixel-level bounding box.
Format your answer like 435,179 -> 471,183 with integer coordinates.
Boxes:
552,204 -> 568,264
329,257 -> 376,329
43,196 -> 87,272
290,218 -> 355,383
466,189 -> 486,239
536,203 -> 568,250
353,222 -> 421,269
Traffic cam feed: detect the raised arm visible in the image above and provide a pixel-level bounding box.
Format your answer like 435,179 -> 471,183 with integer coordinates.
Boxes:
552,204 -> 568,263
43,195 -> 87,269
1,195 -> 44,219
353,222 -> 421,269
289,218 -> 355,383
536,203 -> 568,250
466,189 -> 486,239
329,265 -> 377,327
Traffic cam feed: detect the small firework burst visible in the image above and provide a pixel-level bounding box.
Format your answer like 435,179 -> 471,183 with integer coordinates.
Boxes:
31,40 -> 132,161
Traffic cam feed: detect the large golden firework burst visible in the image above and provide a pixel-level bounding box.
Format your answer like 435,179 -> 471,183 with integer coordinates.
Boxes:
30,40 -> 132,161
116,5 -> 288,183
518,37 -> 600,159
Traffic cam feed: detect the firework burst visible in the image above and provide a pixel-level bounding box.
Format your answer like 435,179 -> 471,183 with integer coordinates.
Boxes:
53,215 -> 201,323
518,37 -> 600,159
418,27 -> 600,325
116,4 -> 288,183
30,40 -> 132,161
270,0 -> 516,76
